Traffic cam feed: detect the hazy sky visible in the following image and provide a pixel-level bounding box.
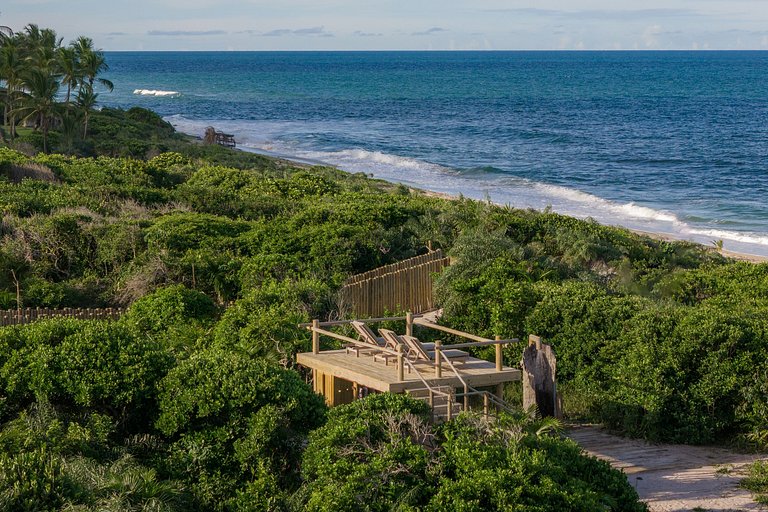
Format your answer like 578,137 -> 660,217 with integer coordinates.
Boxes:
3,0 -> 768,51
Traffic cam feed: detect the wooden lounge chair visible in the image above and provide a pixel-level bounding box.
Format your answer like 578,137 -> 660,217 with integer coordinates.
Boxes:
345,321 -> 386,357
372,329 -> 406,365
401,335 -> 469,365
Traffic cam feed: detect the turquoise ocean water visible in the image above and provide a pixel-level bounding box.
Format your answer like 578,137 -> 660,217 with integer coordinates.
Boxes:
102,51 -> 768,256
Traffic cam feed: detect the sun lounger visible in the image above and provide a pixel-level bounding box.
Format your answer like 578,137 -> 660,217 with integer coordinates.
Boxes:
345,320 -> 387,357
401,335 -> 469,364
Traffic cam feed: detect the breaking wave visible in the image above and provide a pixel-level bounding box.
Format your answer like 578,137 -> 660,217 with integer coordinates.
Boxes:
133,89 -> 181,98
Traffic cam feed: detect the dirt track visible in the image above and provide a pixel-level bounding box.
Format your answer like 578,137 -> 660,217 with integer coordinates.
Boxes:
568,425 -> 766,512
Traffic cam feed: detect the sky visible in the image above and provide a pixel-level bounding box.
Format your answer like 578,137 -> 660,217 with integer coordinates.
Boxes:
2,0 -> 768,51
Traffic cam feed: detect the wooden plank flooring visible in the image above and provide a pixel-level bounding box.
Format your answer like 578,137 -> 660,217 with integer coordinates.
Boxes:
297,349 -> 521,393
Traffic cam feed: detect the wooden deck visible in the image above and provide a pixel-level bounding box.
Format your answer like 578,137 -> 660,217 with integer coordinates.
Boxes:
297,349 -> 521,394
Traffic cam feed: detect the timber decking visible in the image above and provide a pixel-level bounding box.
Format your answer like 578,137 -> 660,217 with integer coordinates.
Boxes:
297,349 -> 521,394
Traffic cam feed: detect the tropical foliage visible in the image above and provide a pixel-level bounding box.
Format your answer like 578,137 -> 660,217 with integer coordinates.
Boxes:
0,24 -> 112,153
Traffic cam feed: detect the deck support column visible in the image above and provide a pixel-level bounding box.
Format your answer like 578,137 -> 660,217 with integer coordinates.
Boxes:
434,340 -> 442,378
397,345 -> 404,382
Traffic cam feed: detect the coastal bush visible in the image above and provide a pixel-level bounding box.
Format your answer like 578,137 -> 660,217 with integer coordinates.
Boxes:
297,394 -> 646,512
428,415 -> 646,512
121,284 -> 217,336
298,393 -> 434,512
144,213 -> 250,255
212,278 -> 332,364
0,319 -> 85,411
0,319 -> 171,432
157,348 -> 326,510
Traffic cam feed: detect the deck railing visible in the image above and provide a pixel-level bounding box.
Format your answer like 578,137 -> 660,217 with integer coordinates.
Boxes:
301,313 -> 524,422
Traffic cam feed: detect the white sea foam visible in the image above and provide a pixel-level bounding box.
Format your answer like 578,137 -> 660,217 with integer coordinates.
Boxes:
530,183 -> 680,223
134,89 -> 181,97
315,149 -> 450,173
685,228 -> 768,246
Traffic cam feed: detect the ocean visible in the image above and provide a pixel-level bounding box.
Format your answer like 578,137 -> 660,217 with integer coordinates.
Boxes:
101,51 -> 768,256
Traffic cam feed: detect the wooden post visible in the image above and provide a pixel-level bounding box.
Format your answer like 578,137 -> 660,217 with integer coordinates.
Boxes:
434,340 -> 442,378
406,311 -> 413,337
397,345 -> 404,382
483,393 -> 489,419
312,319 -> 320,354
429,389 -> 435,423
495,383 -> 504,411
495,335 -> 503,372
463,383 -> 469,412
521,334 -> 559,418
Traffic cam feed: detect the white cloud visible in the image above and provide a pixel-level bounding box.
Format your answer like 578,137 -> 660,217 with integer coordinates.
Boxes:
642,24 -> 663,48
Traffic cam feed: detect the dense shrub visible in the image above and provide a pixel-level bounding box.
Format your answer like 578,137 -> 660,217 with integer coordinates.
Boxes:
298,394 -> 646,512
157,349 -> 326,510
0,319 -> 171,431
212,279 -> 332,364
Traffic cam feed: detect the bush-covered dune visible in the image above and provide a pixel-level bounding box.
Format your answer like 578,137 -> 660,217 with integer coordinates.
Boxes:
1,105 -> 766,509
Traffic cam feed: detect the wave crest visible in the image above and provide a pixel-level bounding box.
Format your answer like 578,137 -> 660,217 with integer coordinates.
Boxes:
686,228 -> 768,246
133,89 -> 181,97
533,183 -> 680,223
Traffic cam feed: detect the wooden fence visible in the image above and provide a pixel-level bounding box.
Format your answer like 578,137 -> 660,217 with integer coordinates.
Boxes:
0,307 -> 125,327
340,250 -> 450,317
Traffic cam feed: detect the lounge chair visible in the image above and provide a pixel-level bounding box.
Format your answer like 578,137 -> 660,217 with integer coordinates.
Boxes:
401,335 -> 469,365
345,321 -> 386,357
373,329 -> 408,365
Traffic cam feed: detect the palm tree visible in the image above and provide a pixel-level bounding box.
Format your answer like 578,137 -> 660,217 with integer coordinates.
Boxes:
0,36 -> 24,140
76,84 -> 98,138
56,45 -> 81,106
20,24 -> 60,72
14,66 -> 60,152
75,36 -> 113,93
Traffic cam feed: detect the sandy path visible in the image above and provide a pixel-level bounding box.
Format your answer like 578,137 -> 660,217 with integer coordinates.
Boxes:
568,425 -> 766,512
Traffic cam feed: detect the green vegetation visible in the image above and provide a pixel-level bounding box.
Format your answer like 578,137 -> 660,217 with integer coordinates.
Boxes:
0,104 -> 655,508
742,460 -> 768,505
2,24 -> 766,509
1,25 -> 115,155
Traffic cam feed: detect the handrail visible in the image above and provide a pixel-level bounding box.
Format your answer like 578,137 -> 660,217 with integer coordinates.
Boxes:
437,349 -> 518,418
402,358 -> 451,399
442,339 -> 520,350
413,317 -> 520,347
413,317 -> 491,342
438,350 -> 471,412
299,316 -> 407,328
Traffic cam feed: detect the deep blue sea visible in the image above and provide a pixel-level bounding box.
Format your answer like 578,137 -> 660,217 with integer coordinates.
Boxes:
101,51 -> 768,256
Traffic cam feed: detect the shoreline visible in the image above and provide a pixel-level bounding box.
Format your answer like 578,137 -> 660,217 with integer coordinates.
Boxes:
206,136 -> 768,264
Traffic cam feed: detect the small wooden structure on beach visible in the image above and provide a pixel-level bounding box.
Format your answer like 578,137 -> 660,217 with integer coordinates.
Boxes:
297,313 -> 558,421
203,126 -> 236,148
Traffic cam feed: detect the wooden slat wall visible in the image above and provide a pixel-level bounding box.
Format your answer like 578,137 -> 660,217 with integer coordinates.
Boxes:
343,250 -> 445,285
0,307 -> 125,327
341,251 -> 450,317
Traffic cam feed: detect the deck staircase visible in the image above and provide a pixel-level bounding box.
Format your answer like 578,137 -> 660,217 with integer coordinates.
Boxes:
406,386 -> 462,422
